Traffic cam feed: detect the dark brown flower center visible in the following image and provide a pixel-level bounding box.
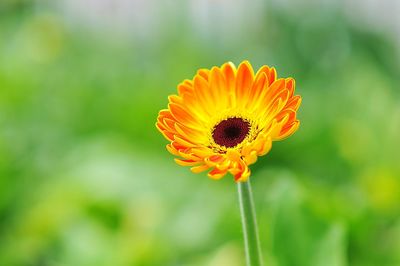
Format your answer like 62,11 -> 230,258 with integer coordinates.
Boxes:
212,117 -> 250,148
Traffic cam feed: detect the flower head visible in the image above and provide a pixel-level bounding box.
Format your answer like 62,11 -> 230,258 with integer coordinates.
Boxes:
156,61 -> 301,182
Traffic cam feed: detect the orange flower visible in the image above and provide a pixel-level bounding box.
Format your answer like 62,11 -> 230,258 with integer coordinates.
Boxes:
156,61 -> 301,182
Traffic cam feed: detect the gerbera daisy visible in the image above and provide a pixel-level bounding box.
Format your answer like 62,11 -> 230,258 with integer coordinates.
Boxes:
156,61 -> 301,182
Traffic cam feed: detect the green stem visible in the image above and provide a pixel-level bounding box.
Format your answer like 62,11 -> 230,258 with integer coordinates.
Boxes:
238,179 -> 264,266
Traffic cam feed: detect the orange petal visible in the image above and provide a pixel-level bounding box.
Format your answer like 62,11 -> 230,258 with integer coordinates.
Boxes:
177,151 -> 200,161
208,168 -> 227,179
268,67 -> 277,85
275,120 -> 300,140
261,88 -> 290,120
174,136 -> 197,148
205,155 -> 224,166
234,161 -> 251,182
235,61 -> 254,109
244,150 -> 258,165
181,89 -> 210,119
158,109 -> 173,120
175,158 -> 200,166
255,65 -> 276,85
177,81 -> 193,95
166,144 -> 180,156
169,102 -> 203,129
265,79 -> 286,103
275,109 -> 296,125
168,95 -> 182,104
197,68 -> 210,81
162,118 -> 178,133
285,77 -> 295,98
162,130 -> 175,142
221,62 -> 236,107
174,123 -> 206,143
191,164 -> 210,173
259,137 -> 272,156
249,133 -> 268,154
156,122 -> 174,141
216,159 -> 231,171
247,72 -> 267,110
190,147 -> 214,158
253,78 -> 286,116
285,95 -> 302,111
193,75 -> 215,115
209,67 -> 228,109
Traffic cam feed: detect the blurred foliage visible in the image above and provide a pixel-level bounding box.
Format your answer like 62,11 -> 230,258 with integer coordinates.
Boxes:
0,1 -> 400,266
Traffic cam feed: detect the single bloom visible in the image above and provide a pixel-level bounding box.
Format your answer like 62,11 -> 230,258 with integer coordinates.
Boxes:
156,61 -> 301,182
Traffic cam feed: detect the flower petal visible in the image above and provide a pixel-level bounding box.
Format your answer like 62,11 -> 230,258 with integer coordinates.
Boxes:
191,164 -> 210,173
235,61 -> 254,109
208,168 -> 227,179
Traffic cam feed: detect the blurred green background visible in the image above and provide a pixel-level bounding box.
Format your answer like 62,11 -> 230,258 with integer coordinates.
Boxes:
1,0 -> 400,265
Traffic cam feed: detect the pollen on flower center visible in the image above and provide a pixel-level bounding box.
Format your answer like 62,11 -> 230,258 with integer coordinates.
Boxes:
212,117 -> 250,148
